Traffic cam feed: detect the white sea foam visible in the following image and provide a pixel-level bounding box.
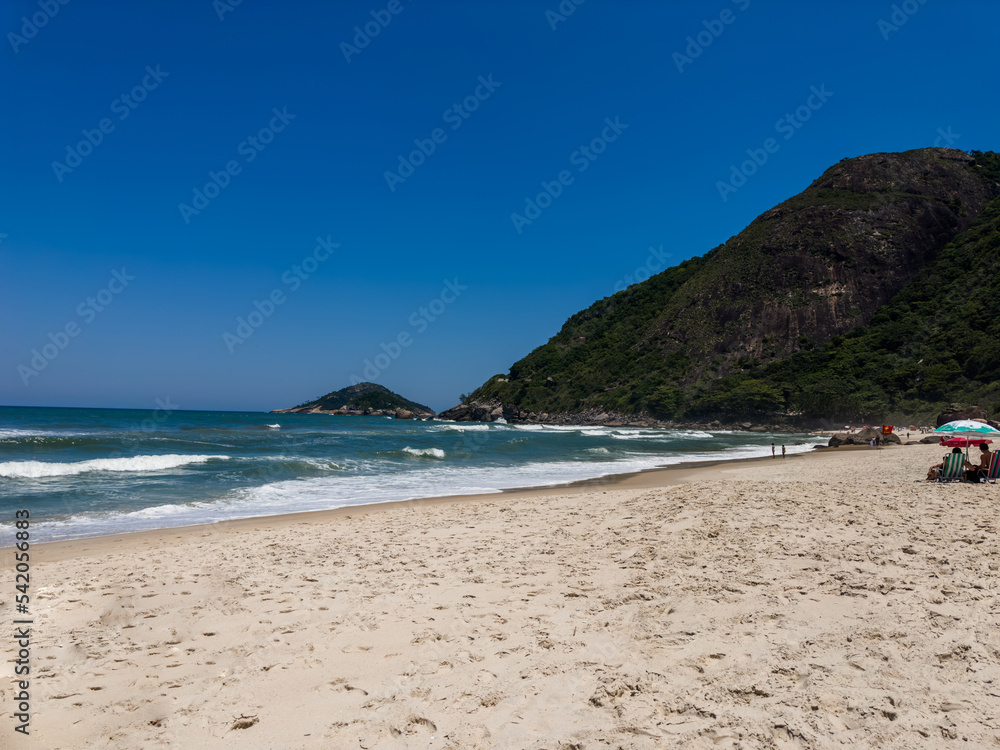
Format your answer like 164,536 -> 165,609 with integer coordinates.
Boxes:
0,414 -> 817,545
3,440 -> 818,544
296,458 -> 342,471
402,447 -> 446,459
0,429 -> 42,438
0,428 -> 89,439
506,424 -> 715,440
266,423 -> 281,429
606,429 -> 713,440
511,424 -> 609,434
0,454 -> 228,479
429,424 -> 491,432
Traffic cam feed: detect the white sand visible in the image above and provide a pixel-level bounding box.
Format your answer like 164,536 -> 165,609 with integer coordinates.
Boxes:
4,443 -> 1000,748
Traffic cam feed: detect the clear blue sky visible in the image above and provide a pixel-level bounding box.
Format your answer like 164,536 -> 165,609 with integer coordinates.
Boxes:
2,0 -> 997,413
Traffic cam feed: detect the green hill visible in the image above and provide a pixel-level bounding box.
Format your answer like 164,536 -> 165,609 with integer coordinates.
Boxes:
274,382 -> 435,416
452,148 -> 1000,426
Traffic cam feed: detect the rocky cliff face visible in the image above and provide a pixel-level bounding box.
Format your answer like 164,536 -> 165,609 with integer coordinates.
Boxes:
650,149 -> 998,380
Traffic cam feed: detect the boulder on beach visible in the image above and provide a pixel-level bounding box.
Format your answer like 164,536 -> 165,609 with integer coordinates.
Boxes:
438,400 -> 510,423
936,403 -> 988,427
829,427 -> 902,447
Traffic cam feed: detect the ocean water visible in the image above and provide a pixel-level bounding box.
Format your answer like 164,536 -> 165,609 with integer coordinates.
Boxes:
0,406 -> 816,544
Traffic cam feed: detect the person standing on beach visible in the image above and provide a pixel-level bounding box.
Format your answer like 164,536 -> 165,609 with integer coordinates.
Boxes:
781,444 -> 786,458
772,443 -> 776,458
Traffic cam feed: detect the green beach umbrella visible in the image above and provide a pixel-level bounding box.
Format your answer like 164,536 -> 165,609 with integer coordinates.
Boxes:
933,420 -> 1000,438
933,420 -> 1000,463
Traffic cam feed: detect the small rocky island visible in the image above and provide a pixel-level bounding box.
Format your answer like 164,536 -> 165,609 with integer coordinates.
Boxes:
271,382 -> 436,419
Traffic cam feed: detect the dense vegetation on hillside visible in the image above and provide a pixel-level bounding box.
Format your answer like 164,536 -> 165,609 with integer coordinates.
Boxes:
473,252 -> 716,416
469,150 -> 1000,425
696,191 -> 1000,423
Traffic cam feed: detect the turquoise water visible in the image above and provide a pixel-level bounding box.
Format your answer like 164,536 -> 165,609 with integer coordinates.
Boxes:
0,406 -> 815,543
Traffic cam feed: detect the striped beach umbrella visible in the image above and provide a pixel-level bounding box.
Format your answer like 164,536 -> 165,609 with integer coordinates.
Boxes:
933,420 -> 1000,461
933,420 -> 1000,438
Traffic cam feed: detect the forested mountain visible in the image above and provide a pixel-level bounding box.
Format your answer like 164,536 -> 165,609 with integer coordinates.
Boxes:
452,149 -> 1000,425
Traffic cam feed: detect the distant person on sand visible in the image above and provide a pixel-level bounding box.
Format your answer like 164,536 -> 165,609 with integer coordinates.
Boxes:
781,444 -> 786,458
772,443 -> 776,458
964,444 -> 992,483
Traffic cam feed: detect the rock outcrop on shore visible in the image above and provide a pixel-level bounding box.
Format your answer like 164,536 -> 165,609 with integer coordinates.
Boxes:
828,427 -> 902,447
439,399 -> 794,432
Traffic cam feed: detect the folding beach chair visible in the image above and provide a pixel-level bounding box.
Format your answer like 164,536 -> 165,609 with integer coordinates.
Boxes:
984,452 -> 1000,484
937,452 -> 966,483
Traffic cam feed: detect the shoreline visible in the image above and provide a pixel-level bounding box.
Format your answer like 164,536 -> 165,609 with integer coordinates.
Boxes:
3,410 -> 837,551
27,440 -> 876,563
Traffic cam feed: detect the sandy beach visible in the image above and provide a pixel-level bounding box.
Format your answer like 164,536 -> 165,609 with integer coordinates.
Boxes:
4,442 -> 1000,749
